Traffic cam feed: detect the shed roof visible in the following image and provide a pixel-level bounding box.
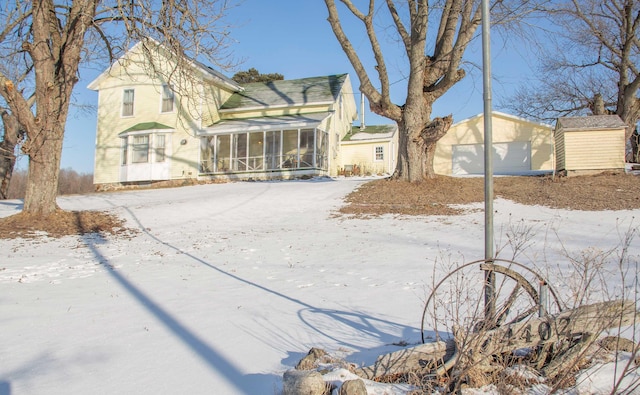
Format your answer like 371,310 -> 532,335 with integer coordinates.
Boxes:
220,74 -> 348,111
202,112 -> 331,134
344,124 -> 397,142
557,115 -> 627,131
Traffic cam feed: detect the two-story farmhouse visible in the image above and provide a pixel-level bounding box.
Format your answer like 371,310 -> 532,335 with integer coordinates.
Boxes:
89,40 -> 359,189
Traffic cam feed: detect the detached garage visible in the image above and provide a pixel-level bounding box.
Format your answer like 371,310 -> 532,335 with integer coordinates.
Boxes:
435,112 -> 554,176
555,115 -> 626,175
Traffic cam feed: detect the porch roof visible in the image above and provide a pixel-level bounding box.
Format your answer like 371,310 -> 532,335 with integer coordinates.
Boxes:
201,112 -> 332,135
119,122 -> 173,136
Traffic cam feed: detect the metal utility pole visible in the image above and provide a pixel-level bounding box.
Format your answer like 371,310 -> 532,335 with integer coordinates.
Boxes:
481,0 -> 495,321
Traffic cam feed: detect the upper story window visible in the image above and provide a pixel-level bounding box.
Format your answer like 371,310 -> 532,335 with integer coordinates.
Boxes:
374,146 -> 384,161
161,84 -> 174,113
122,89 -> 135,117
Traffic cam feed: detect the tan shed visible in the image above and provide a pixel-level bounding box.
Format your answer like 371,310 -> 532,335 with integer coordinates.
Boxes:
555,115 -> 627,175
340,124 -> 398,176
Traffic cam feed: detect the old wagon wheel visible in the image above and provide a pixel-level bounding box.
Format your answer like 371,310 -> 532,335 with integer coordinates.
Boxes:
421,258 -> 563,344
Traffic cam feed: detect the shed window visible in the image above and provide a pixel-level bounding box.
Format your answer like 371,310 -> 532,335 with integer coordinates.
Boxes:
374,146 -> 384,161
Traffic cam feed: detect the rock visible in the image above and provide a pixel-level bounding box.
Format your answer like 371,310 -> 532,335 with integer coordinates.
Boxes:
282,369 -> 327,395
296,347 -> 328,370
338,379 -> 367,395
599,336 -> 638,353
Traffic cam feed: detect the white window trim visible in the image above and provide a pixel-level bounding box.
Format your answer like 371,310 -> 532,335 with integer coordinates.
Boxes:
374,145 -> 384,162
160,84 -> 175,113
121,88 -> 135,118
119,129 -> 175,166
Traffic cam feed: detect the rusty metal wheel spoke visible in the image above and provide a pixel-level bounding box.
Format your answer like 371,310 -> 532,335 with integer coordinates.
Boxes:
421,258 -> 563,344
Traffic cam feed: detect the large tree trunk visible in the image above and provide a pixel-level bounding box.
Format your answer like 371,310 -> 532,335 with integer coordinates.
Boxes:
0,111 -> 20,199
394,121 -> 428,182
393,114 -> 454,181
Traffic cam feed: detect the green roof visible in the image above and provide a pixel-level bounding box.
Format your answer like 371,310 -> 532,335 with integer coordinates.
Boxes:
343,124 -> 397,141
220,74 -> 348,111
121,122 -> 173,134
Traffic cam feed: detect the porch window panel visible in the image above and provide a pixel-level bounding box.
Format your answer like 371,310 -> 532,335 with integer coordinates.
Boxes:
248,132 -> 264,170
265,130 -> 281,170
216,135 -> 231,172
233,133 -> 248,171
282,129 -> 298,168
155,135 -> 166,162
316,130 -> 328,170
132,135 -> 149,163
200,137 -> 214,173
300,129 -> 315,167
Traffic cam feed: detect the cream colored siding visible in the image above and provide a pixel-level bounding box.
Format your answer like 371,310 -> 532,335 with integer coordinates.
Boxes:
555,130 -> 566,171
341,142 -> 392,174
434,112 -> 553,175
563,130 -> 625,170
91,42 -> 358,184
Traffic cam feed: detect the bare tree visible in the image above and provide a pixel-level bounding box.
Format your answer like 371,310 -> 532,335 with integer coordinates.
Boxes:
0,0 -> 236,216
324,0 -> 529,181
504,0 -> 640,160
0,108 -> 24,199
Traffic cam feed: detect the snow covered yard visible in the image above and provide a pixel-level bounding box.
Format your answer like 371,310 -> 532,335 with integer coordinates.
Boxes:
0,178 -> 638,394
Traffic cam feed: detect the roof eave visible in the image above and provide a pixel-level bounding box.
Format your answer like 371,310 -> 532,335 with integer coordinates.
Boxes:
219,101 -> 335,113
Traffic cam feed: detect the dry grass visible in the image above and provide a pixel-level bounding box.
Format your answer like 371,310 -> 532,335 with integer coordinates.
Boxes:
339,172 -> 640,217
0,210 -> 134,239
1,172 -> 638,239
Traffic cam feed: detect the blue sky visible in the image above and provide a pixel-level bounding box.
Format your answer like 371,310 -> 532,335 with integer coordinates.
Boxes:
50,0 -> 538,174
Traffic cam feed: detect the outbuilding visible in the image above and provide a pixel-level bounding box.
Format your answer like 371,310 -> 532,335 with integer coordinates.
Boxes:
555,115 -> 627,175
340,124 -> 398,176
434,112 -> 554,176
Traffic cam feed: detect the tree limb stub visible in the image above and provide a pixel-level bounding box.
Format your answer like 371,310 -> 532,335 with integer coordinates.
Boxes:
413,114 -> 453,146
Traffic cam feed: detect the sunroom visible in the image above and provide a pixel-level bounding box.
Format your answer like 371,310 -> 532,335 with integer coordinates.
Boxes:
199,113 -> 331,178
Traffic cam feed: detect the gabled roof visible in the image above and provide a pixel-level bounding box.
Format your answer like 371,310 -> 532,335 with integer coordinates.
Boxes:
343,124 -> 397,142
219,74 -> 349,111
557,115 -> 627,131
452,111 -> 553,129
87,40 -> 242,92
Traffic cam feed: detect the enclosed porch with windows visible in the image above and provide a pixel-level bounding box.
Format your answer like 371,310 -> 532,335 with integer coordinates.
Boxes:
199,113 -> 331,180
119,122 -> 173,182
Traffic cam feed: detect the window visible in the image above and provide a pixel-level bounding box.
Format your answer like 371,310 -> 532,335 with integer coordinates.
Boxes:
121,137 -> 128,165
132,135 -> 149,163
154,135 -> 166,162
161,84 -> 174,113
375,146 -> 384,161
122,89 -> 135,117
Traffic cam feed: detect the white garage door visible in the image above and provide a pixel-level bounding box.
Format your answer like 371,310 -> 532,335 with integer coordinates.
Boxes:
452,142 -> 531,175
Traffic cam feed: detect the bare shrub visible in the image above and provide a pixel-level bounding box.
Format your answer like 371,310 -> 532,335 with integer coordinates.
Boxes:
420,222 -> 640,394
5,168 -> 94,199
